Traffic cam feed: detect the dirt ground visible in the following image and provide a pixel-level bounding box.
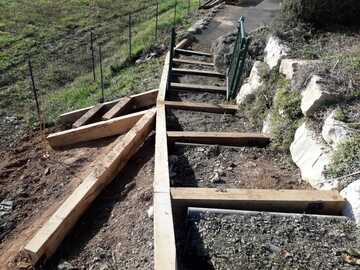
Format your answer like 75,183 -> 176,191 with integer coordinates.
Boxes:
0,129 -> 116,268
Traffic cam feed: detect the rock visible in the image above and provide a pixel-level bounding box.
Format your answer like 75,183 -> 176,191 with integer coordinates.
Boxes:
264,36 -> 290,69
279,59 -> 320,80
301,75 -> 341,117
236,61 -> 269,105
262,112 -> 273,135
322,110 -> 353,149
212,31 -> 237,73
290,122 -> 336,189
147,206 -> 154,219
340,180 -> 360,224
57,261 -> 76,270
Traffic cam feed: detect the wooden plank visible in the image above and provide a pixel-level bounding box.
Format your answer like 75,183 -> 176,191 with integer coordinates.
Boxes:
24,109 -> 156,265
171,188 -> 346,215
170,82 -> 227,94
157,52 -> 171,102
102,97 -> 133,120
167,131 -> 270,147
175,38 -> 191,50
154,192 -> 177,270
175,48 -> 212,57
164,100 -> 238,114
59,89 -> 158,124
173,58 -> 214,67
72,103 -> 106,128
48,109 -> 151,148
172,68 -> 224,78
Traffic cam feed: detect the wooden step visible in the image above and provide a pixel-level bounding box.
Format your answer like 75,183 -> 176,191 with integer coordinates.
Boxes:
171,188 -> 345,215
102,97 -> 133,120
167,131 -> 270,147
170,82 -> 227,94
72,103 -> 106,128
164,100 -> 238,114
173,58 -> 215,67
172,68 -> 225,78
175,48 -> 212,57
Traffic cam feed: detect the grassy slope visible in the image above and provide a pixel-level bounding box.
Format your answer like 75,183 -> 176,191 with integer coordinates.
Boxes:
0,0 -> 199,124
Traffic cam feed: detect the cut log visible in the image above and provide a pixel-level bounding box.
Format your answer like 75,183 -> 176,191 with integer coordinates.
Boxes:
23,109 -> 156,265
102,97 -> 133,120
175,48 -> 212,57
48,109 -> 151,148
172,68 -> 225,78
59,89 -> 158,124
164,100 -> 238,114
170,82 -> 227,94
154,192 -> 177,270
173,58 -> 215,67
72,103 -> 106,128
171,188 -> 345,215
167,131 -> 270,147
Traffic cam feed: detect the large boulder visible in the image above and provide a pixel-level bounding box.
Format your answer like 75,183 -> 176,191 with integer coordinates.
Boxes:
236,61 -> 269,105
279,59 -> 320,80
340,180 -> 360,224
290,122 -> 337,189
264,36 -> 289,69
322,110 -> 353,149
300,75 -> 340,117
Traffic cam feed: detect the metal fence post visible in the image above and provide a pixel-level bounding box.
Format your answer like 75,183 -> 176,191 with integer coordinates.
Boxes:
28,58 -> 41,122
128,13 -> 132,59
90,31 -> 96,81
173,0 -> 177,26
188,0 -> 191,14
99,45 -> 104,103
155,2 -> 159,42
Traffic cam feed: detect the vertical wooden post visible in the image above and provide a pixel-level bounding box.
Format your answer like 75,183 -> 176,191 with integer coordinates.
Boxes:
99,45 -> 104,103
128,13 -> 132,59
90,31 -> 96,81
155,2 -> 159,42
28,58 -> 41,122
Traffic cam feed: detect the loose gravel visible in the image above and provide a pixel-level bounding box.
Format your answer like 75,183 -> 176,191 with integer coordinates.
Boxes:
180,210 -> 360,270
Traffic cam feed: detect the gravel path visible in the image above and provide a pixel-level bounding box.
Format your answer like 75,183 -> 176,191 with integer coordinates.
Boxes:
180,210 -> 360,270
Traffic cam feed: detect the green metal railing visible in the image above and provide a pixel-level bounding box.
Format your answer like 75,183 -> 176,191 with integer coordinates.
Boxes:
226,16 -> 251,100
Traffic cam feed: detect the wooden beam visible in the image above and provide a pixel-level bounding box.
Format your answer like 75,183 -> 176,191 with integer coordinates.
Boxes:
164,100 -> 238,114
154,192 -> 177,270
175,38 -> 191,50
157,52 -> 170,102
175,48 -> 212,57
24,109 -> 156,265
102,97 -> 133,120
72,103 -> 106,128
172,68 -> 224,78
48,109 -> 151,148
170,82 -> 227,94
59,89 -> 158,124
167,131 -> 270,147
173,58 -> 215,67
171,188 -> 345,215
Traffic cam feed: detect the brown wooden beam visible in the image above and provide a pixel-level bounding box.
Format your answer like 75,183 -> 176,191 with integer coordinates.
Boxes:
171,188 -> 345,215
72,103 -> 106,128
102,97 -> 133,120
167,131 -> 270,147
175,48 -> 212,57
173,58 -> 215,67
164,100 -> 238,114
23,109 -> 156,265
170,82 -> 226,94
172,68 -> 224,78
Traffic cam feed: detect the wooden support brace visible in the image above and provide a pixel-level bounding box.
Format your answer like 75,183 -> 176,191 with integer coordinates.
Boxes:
59,89 -> 158,124
164,100 -> 238,114
171,188 -> 346,215
48,109 -> 151,148
102,97 -> 133,120
170,82 -> 227,94
173,58 -> 214,67
167,131 -> 270,147
23,109 -> 156,265
72,103 -> 106,128
172,68 -> 224,78
175,48 -> 212,57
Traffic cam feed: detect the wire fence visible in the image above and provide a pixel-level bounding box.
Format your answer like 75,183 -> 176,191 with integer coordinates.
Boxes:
0,0 -> 204,126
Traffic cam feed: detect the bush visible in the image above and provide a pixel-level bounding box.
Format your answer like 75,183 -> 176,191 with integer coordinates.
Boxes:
281,0 -> 360,26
